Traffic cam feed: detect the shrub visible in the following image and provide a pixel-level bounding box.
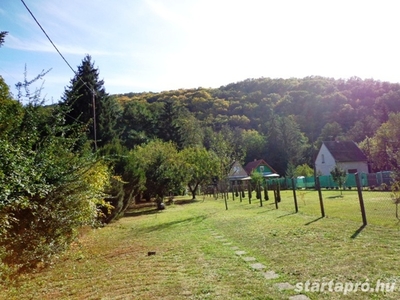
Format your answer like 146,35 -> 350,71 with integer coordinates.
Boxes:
0,102 -> 111,271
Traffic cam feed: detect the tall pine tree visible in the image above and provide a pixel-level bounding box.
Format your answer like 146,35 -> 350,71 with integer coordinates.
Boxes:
62,55 -> 120,149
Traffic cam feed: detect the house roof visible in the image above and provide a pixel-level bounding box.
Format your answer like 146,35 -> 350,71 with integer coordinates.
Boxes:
228,161 -> 248,179
244,159 -> 277,175
323,141 -> 367,162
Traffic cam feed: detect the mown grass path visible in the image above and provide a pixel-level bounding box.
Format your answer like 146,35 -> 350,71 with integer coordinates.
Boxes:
2,196 -> 400,299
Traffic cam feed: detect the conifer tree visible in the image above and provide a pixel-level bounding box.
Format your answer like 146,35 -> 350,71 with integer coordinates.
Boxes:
62,55 -> 120,149
0,31 -> 7,47
157,100 -> 184,148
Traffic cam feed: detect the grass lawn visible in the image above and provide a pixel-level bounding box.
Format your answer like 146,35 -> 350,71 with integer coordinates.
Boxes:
2,194 -> 400,300
275,189 -> 400,227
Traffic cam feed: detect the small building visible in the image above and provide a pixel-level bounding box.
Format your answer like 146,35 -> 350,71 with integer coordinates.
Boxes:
227,161 -> 249,181
227,159 -> 279,183
315,141 -> 368,176
244,159 -> 279,178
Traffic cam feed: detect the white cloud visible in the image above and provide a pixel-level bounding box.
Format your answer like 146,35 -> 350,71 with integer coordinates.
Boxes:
6,33 -> 121,57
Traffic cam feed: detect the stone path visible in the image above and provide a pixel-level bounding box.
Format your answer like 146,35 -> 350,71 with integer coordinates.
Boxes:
209,228 -> 310,300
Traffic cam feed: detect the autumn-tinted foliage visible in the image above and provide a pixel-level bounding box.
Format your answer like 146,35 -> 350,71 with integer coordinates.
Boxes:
115,76 -> 400,174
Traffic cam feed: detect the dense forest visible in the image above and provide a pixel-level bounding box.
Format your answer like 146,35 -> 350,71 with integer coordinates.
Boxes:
115,75 -> 400,175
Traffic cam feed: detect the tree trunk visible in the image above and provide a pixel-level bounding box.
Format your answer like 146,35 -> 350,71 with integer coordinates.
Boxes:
188,183 -> 199,200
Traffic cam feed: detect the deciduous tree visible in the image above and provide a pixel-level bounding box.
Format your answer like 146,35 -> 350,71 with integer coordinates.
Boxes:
131,140 -> 185,208
180,147 -> 220,199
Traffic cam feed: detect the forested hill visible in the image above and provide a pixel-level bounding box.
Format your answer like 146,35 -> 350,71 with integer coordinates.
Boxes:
114,76 -> 400,175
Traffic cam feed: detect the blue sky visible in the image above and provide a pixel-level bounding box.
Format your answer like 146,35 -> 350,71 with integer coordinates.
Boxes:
1,0 -> 400,102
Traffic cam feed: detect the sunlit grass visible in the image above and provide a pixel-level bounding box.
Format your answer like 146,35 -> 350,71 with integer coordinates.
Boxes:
272,189 -> 399,227
2,194 -> 400,299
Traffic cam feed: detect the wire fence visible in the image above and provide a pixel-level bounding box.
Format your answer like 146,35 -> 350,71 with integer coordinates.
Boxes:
221,173 -> 400,228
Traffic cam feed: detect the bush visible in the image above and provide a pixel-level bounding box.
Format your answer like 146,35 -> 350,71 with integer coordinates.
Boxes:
0,102 -> 111,271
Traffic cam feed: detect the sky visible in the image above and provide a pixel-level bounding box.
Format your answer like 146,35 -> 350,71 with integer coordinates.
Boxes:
1,0 -> 400,103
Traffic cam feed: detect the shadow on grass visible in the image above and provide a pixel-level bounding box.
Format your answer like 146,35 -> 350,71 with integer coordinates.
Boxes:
124,199 -> 201,218
277,212 -> 298,218
136,214 -> 208,234
304,216 -> 324,225
350,224 -> 367,239
327,195 -> 344,199
173,199 -> 201,205
124,208 -> 160,218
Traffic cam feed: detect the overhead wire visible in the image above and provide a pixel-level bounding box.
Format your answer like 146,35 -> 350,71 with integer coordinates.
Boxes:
20,0 -> 92,92
20,0 -> 98,149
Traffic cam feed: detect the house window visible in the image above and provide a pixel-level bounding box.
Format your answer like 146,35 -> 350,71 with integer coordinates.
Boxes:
260,166 -> 264,172
321,154 -> 325,163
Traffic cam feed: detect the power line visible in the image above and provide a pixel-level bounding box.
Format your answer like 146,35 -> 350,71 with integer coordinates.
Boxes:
20,0 -> 98,150
0,66 -> 20,84
20,0 -> 95,93
20,0 -> 77,76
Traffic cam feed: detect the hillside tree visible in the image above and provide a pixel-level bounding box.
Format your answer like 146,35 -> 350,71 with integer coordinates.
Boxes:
180,147 -> 220,199
131,140 -> 185,208
62,54 -> 120,149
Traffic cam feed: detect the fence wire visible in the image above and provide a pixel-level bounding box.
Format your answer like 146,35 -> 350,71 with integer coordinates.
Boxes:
225,173 -> 400,228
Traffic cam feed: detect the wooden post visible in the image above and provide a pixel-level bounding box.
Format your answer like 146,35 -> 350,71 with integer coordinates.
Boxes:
273,183 -> 278,209
231,181 -> 235,201
248,181 -> 252,204
239,182 -> 243,202
355,172 -> 367,225
224,187 -> 228,210
316,176 -> 325,217
277,181 -> 281,203
292,178 -> 298,213
264,181 -> 269,201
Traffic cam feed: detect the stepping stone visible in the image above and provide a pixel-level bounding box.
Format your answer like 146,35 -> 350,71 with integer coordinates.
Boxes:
231,246 -> 240,250
215,236 -> 224,239
219,238 -> 228,242
223,242 -> 232,245
181,291 -> 193,296
289,295 -> 310,300
235,250 -> 246,256
274,282 -> 295,291
263,270 -> 279,280
242,256 -> 256,262
250,263 -> 266,270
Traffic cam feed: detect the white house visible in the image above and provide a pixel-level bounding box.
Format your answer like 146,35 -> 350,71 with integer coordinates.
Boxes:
315,141 -> 369,176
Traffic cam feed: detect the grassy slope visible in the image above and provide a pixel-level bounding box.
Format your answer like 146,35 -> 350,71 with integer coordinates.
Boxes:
2,193 -> 400,300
